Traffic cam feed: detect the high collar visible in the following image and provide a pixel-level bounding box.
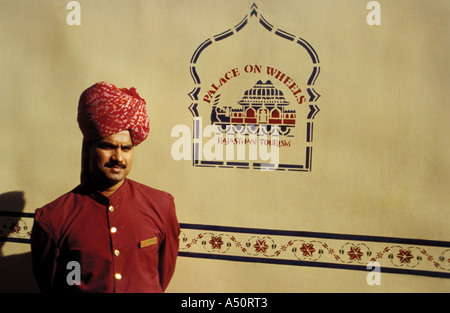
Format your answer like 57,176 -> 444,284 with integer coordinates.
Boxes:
75,179 -> 131,206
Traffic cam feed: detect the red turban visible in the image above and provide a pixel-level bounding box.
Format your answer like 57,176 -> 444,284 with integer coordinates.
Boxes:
77,81 -> 149,146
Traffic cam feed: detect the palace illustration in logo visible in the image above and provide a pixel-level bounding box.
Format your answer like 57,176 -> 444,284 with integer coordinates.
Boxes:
188,3 -> 320,171
211,80 -> 296,136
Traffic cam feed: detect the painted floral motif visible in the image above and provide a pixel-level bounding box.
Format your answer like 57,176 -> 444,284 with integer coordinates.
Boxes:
397,249 -> 414,264
209,236 -> 224,250
0,217 -> 31,239
254,239 -> 269,254
300,243 -> 315,257
348,246 -> 364,261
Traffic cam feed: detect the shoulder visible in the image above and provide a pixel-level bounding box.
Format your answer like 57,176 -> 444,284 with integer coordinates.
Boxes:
126,180 -> 177,221
37,185 -> 87,213
34,186 -> 87,234
35,188 -> 75,217
127,179 -> 174,203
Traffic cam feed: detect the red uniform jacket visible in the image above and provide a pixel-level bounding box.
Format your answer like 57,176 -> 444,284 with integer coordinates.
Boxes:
31,179 -> 180,293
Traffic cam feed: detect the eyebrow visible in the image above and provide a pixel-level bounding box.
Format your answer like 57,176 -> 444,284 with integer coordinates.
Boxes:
96,142 -> 134,149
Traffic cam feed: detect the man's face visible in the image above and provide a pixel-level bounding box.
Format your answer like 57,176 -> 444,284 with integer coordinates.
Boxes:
89,130 -> 134,186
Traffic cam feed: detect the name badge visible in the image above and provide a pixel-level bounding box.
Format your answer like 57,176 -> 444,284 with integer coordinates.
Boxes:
139,237 -> 158,248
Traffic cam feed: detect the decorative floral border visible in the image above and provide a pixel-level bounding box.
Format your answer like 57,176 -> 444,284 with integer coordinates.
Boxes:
1,212 -> 449,279
178,224 -> 450,279
0,213 -> 33,242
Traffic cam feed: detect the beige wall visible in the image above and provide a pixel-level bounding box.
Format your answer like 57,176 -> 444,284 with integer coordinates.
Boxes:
0,0 -> 449,292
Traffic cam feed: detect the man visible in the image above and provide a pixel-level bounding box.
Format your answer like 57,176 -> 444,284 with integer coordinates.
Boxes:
31,81 -> 180,293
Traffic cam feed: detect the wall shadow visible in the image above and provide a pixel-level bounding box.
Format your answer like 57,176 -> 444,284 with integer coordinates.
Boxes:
0,191 -> 39,292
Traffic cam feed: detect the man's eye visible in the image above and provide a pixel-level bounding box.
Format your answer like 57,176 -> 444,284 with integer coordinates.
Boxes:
98,144 -> 114,150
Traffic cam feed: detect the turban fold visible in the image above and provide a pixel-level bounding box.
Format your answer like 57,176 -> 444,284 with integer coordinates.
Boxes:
78,81 -> 149,146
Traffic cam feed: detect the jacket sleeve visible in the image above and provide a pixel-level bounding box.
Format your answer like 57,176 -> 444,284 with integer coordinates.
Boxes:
30,209 -> 58,293
158,194 -> 180,291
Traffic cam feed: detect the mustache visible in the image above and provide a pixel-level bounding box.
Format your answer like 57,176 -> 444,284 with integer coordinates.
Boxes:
105,161 -> 126,169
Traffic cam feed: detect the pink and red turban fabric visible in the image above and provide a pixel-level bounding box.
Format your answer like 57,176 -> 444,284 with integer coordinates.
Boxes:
78,81 -> 149,146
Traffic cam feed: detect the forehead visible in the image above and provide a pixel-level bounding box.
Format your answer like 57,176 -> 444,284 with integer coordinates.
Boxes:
97,130 -> 133,145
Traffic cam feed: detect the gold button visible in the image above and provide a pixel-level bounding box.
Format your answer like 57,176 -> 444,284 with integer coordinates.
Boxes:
108,205 -> 114,213
114,249 -> 120,257
110,227 -> 117,234
114,273 -> 122,280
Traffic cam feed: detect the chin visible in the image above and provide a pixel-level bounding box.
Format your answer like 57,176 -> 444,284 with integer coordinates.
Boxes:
106,174 -> 127,184
94,171 -> 126,186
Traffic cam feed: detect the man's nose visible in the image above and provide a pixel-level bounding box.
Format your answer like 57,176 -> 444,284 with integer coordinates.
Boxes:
111,148 -> 124,162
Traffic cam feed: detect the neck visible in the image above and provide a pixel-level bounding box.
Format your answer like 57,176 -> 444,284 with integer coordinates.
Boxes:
86,177 -> 126,198
99,180 -> 125,197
